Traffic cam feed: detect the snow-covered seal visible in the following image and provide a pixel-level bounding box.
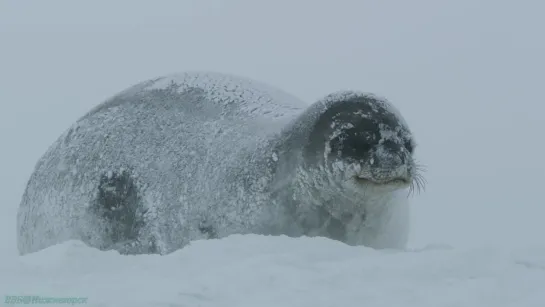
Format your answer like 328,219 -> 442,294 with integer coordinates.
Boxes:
17,71 -> 425,255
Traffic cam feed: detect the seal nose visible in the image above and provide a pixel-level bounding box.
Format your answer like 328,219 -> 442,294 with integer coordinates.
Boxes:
382,139 -> 400,151
371,139 -> 410,182
381,140 -> 406,164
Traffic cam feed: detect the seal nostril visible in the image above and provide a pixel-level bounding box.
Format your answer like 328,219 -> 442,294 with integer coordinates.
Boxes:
380,139 -> 409,164
382,139 -> 401,152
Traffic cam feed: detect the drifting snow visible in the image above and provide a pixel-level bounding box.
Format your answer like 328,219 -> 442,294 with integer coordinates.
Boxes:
2,235 -> 544,307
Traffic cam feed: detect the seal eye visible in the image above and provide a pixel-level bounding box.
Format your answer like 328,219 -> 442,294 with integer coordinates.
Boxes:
349,139 -> 372,154
344,130 -> 374,158
329,129 -> 374,159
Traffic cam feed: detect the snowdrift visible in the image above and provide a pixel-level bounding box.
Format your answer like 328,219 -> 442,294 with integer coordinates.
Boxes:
2,235 -> 544,307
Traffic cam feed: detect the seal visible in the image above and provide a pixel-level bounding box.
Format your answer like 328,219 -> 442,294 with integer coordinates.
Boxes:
17,71 -> 424,255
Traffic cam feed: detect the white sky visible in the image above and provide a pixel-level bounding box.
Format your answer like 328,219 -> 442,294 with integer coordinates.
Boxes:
1,0 -> 543,255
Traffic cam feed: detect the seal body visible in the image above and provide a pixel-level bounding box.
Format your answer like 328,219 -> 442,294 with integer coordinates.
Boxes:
17,71 -> 421,255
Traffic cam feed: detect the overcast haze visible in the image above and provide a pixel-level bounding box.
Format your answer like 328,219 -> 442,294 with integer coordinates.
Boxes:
1,0 -> 544,258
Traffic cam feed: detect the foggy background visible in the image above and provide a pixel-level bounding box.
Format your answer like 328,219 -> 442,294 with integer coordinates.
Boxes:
1,0 -> 543,258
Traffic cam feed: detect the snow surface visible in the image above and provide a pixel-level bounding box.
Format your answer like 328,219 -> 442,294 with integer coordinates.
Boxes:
1,235 -> 544,307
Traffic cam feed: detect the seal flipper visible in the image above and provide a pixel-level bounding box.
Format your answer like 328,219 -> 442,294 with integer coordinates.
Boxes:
93,168 -> 158,254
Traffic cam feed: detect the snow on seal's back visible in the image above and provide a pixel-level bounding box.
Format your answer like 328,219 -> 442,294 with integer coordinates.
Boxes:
88,71 -> 308,124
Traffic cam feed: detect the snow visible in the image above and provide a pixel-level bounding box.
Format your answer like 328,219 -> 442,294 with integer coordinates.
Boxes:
1,235 -> 543,307
2,1 -> 545,306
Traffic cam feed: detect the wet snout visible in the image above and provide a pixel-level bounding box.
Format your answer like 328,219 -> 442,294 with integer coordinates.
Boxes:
380,139 -> 407,164
369,139 -> 411,184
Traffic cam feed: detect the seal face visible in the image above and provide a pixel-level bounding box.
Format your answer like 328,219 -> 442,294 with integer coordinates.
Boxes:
17,72 -> 423,255
309,93 -> 422,194
271,91 -> 424,248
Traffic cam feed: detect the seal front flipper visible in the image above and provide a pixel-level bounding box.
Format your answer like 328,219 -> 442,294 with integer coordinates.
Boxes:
108,238 -> 158,255
91,168 -> 158,254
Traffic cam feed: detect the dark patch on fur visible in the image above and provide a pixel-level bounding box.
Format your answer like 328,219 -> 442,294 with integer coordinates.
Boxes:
198,220 -> 218,239
92,168 -> 157,254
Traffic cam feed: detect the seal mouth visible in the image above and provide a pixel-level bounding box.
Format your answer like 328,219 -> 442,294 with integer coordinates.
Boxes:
354,175 -> 410,186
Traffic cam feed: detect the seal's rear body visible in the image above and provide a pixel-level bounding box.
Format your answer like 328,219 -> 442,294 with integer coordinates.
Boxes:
17,72 -> 308,255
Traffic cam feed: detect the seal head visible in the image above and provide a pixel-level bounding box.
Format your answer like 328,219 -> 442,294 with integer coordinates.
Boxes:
273,91 -> 424,248
307,92 -> 420,193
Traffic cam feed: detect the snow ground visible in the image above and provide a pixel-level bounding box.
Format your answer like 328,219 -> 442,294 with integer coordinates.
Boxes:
1,235 -> 544,307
